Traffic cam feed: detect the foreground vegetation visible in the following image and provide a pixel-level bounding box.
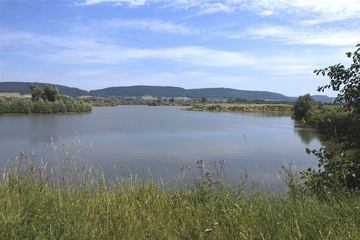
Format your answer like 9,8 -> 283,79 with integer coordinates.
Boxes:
1,145 -> 360,239
293,44 -> 360,192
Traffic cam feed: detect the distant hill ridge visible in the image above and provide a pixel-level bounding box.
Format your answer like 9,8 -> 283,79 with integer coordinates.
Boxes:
0,82 -> 334,102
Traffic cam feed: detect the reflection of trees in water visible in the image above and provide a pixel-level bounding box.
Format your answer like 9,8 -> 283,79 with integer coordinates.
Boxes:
293,121 -> 320,145
294,121 -> 344,151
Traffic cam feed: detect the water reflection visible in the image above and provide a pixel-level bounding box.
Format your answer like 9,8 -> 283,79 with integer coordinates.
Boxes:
293,121 -> 320,145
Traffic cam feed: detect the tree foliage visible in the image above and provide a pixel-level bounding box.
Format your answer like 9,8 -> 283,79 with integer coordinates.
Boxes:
29,84 -> 44,102
42,84 -> 59,102
315,44 -> 360,116
293,93 -> 317,120
302,44 -> 360,191
29,84 -> 59,102
313,44 -> 360,151
0,97 -> 92,114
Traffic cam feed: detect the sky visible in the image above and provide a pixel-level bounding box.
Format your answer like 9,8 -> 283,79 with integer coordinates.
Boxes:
0,0 -> 359,97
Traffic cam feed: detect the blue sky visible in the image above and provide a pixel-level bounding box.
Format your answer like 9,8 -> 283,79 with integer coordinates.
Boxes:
1,0 -> 359,97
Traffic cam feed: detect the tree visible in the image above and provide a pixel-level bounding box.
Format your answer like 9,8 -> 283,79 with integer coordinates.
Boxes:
302,44 -> 360,191
42,84 -> 59,102
29,84 -> 59,102
33,98 -> 45,113
0,97 -> 9,113
29,84 -> 43,102
293,93 -> 317,120
314,43 -> 360,151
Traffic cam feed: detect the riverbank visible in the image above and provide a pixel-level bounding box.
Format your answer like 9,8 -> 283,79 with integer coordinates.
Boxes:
1,152 -> 359,239
183,103 -> 293,115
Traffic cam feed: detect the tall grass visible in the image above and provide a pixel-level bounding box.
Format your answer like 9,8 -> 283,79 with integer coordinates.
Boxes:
1,139 -> 359,239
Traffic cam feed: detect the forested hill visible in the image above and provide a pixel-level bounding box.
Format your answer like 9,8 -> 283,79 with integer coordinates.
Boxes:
0,82 -> 334,102
89,86 -> 294,101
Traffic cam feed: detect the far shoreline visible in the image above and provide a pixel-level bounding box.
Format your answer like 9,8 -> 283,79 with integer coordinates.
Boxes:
182,103 -> 294,115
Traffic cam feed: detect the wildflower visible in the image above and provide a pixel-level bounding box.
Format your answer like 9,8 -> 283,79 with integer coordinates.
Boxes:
195,159 -> 203,164
205,180 -> 212,186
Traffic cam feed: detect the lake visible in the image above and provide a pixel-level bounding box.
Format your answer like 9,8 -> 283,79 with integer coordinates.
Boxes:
0,105 -> 322,191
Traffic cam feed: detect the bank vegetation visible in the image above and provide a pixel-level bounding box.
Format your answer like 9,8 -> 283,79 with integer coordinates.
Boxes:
0,84 -> 92,114
0,142 -> 359,239
184,103 -> 293,115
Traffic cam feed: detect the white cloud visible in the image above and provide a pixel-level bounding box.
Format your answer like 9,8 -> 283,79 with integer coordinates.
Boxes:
1,29 -> 255,67
104,19 -> 199,34
238,0 -> 360,20
194,3 -> 235,15
77,0 -> 148,7
44,45 -> 256,67
259,10 -> 274,16
231,25 -> 360,46
76,0 -> 360,23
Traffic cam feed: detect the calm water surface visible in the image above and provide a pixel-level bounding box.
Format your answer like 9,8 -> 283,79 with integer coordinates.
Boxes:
0,106 -> 322,191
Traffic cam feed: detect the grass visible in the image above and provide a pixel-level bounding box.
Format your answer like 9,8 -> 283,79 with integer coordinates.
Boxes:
1,140 -> 359,239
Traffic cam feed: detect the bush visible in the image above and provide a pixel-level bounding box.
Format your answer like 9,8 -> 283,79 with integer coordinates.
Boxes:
302,44 -> 360,191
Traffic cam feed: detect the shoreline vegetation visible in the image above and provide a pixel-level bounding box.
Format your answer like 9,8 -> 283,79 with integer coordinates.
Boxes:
1,92 -> 294,115
0,84 -> 92,114
1,141 -> 359,239
183,103 -> 294,115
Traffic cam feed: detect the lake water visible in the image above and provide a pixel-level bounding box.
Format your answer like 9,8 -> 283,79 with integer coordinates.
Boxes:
0,105 -> 322,191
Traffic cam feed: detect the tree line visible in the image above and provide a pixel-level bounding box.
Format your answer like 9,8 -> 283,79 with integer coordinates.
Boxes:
0,84 -> 92,114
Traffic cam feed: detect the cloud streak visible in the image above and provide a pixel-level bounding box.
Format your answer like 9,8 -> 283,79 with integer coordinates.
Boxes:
76,0 -> 360,23
1,29 -> 254,67
103,19 -> 200,35
44,46 -> 257,67
231,25 -> 360,46
77,0 -> 148,7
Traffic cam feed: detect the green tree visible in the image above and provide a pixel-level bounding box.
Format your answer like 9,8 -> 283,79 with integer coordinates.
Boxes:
0,97 -> 9,113
33,98 -> 45,113
14,98 -> 32,113
43,100 -> 52,114
29,84 -> 59,102
293,93 -> 316,120
57,99 -> 67,113
313,43 -> 360,151
29,84 -> 43,102
302,44 -> 360,191
42,84 -> 59,102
